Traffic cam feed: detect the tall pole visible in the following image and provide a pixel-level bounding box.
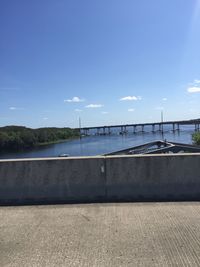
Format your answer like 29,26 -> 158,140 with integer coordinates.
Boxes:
79,116 -> 82,139
161,111 -> 164,140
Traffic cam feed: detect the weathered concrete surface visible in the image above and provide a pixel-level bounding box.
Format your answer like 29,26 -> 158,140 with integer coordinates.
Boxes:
1,154 -> 200,204
106,154 -> 200,201
1,203 -> 200,267
0,157 -> 105,204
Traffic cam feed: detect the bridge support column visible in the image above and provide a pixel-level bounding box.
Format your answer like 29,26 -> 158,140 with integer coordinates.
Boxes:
103,127 -> 105,135
152,124 -> 155,132
161,124 -> 164,134
141,125 -> 144,132
159,124 -> 162,132
172,124 -> 175,132
177,124 -> 180,132
133,126 -> 136,134
195,124 -> 199,132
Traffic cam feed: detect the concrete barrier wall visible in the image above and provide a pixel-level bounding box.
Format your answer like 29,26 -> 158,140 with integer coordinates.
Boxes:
1,154 -> 200,204
0,157 -> 106,204
106,154 -> 200,201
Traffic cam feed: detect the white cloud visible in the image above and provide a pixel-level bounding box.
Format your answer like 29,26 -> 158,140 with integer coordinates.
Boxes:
9,107 -> 24,110
64,96 -> 85,103
187,87 -> 200,93
162,98 -> 167,101
101,111 -> 108,114
43,117 -> 48,120
75,109 -> 82,112
120,96 -> 141,101
85,104 -> 103,108
194,79 -> 200,84
128,108 -> 135,112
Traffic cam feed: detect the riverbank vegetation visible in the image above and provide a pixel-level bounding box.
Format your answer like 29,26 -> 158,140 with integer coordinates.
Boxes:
192,132 -> 200,145
0,126 -> 79,152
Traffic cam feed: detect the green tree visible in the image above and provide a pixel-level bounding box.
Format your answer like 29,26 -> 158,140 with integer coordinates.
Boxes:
192,132 -> 200,145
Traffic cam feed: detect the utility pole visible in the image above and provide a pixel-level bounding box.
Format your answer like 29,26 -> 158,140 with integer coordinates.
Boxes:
79,117 -> 82,139
161,111 -> 164,140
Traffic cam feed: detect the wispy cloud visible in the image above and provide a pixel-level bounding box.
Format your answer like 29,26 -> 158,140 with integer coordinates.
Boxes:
187,87 -> 200,93
128,108 -> 135,112
187,79 -> 200,93
162,98 -> 167,101
43,117 -> 48,120
194,79 -> 200,84
9,107 -> 24,110
101,111 -> 109,114
75,109 -> 82,112
120,96 -> 141,101
64,96 -> 85,103
85,104 -> 103,108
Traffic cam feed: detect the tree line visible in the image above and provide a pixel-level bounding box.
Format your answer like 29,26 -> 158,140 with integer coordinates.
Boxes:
0,126 -> 79,151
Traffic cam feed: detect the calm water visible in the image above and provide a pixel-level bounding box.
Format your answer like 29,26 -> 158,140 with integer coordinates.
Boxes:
0,125 -> 196,159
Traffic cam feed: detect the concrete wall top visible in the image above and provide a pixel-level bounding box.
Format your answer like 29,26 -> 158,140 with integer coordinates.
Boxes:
1,153 -> 200,162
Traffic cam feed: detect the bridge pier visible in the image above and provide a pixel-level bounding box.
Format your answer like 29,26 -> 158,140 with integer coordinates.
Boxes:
84,129 -> 89,136
141,125 -> 144,132
195,124 -> 200,132
172,124 -> 180,132
120,126 -> 128,135
152,124 -> 155,133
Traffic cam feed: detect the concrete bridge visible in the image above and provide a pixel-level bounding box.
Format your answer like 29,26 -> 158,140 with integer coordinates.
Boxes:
79,118 -> 200,136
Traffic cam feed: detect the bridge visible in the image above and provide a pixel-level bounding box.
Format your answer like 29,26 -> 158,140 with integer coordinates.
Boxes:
78,118 -> 200,135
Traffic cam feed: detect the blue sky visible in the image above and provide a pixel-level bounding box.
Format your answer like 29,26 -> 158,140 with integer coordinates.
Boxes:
1,0 -> 200,128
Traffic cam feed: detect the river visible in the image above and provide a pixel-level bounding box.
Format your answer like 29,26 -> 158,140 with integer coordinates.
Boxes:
0,125 -> 196,159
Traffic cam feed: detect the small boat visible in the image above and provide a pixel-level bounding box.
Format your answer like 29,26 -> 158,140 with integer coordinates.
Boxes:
58,153 -> 70,157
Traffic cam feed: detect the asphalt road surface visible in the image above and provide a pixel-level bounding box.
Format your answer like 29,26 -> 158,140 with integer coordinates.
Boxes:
1,202 -> 200,266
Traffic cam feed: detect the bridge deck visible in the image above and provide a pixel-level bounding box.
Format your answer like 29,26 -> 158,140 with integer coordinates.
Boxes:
1,203 -> 200,267
79,118 -> 200,130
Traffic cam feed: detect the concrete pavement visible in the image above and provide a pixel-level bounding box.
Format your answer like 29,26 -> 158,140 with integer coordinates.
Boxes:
1,202 -> 200,266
